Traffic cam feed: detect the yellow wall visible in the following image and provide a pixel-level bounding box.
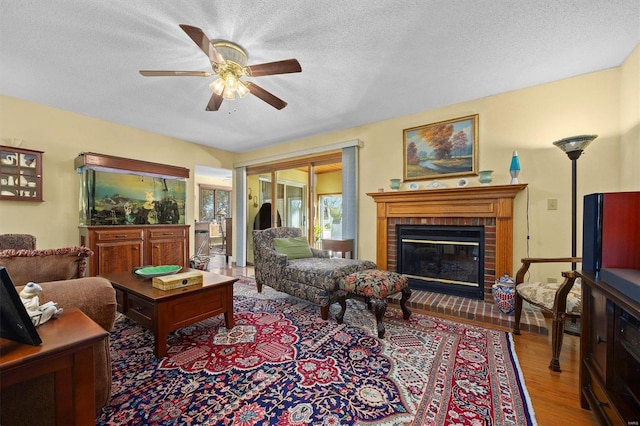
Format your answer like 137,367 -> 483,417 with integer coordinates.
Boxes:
620,44 -> 640,191
2,45 -> 638,281
0,95 -> 234,251
316,170 -> 342,195
236,47 -> 639,280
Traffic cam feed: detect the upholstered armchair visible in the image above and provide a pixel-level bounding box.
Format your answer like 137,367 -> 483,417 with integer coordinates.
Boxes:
0,244 -> 117,425
253,227 -> 376,320
512,257 -> 582,372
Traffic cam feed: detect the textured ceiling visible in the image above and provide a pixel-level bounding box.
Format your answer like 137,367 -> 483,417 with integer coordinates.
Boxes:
1,1 -> 638,153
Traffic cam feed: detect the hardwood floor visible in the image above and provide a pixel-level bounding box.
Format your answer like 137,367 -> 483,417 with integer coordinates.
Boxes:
209,258 -> 596,426
512,324 -> 594,425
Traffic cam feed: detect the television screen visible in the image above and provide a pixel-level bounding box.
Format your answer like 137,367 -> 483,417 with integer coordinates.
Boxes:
0,266 -> 42,345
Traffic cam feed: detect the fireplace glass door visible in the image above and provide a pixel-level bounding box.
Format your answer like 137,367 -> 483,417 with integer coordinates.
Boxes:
397,225 -> 485,299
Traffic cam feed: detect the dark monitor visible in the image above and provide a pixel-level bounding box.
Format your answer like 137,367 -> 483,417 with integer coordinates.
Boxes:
0,266 -> 42,345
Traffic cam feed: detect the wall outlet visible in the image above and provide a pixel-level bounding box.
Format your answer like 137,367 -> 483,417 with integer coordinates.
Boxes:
547,277 -> 558,283
547,198 -> 558,210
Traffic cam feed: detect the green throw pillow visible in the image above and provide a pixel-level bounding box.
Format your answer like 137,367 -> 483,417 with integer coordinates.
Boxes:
273,236 -> 313,259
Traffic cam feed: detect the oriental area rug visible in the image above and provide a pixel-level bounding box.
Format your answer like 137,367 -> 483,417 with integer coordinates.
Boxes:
97,277 -> 537,425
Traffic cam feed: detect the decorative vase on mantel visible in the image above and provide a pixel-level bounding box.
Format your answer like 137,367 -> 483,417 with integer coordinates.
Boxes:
509,151 -> 521,184
389,179 -> 402,191
478,170 -> 493,185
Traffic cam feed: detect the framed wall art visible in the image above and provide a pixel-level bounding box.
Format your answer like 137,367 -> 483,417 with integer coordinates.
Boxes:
403,114 -> 478,181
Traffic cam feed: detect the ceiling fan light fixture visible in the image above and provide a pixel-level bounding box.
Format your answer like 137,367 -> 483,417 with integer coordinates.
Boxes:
211,73 -> 250,99
236,81 -> 250,98
222,87 -> 236,100
225,74 -> 238,89
141,25 -> 300,111
212,40 -> 248,67
209,78 -> 226,96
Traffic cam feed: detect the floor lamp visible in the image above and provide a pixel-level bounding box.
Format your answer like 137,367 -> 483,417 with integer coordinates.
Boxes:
553,134 -> 598,335
553,134 -> 598,268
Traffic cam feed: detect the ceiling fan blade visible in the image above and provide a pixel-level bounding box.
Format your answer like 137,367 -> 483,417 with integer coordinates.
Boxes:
179,24 -> 226,65
246,59 -> 302,77
247,83 -> 288,110
206,92 -> 224,111
139,70 -> 212,77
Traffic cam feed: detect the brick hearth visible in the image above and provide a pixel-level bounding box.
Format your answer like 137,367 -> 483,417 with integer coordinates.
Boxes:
388,289 -> 547,335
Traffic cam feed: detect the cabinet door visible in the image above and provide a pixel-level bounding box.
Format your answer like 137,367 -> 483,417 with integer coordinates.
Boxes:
97,241 -> 144,275
588,287 -> 610,381
147,227 -> 187,267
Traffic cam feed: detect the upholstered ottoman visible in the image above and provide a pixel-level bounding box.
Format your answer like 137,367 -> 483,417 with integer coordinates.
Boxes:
336,269 -> 412,338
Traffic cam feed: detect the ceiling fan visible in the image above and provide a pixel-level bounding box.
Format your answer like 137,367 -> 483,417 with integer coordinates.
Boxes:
139,24 -> 302,111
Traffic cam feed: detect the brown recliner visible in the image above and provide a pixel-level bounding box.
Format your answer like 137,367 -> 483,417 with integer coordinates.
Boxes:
0,244 -> 117,425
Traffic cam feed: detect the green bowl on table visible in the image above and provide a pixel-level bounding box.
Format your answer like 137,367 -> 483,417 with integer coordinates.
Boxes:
134,265 -> 182,278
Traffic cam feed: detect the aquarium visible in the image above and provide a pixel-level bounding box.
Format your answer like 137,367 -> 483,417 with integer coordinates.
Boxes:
79,168 -> 186,226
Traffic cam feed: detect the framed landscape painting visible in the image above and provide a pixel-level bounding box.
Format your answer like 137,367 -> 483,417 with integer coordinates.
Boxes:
403,114 -> 478,181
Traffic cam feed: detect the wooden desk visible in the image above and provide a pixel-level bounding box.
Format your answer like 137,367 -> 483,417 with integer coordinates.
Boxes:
0,308 -> 109,425
103,269 -> 238,358
322,239 -> 354,259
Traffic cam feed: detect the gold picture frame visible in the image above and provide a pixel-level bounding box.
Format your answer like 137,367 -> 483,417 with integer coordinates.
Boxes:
403,114 -> 478,181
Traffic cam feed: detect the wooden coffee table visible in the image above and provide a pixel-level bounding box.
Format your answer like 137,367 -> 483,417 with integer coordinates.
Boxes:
102,269 -> 238,358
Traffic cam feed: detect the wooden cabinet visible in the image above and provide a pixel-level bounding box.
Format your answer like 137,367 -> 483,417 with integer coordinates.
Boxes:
80,225 -> 189,276
90,228 -> 144,276
147,227 -> 188,266
0,308 -> 109,425
579,191 -> 640,425
0,146 -> 43,201
579,271 -> 640,425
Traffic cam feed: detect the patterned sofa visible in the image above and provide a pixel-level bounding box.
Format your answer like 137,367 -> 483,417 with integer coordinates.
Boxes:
253,227 -> 376,320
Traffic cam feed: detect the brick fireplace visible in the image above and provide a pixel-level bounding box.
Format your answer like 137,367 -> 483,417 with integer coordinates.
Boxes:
368,184 -> 527,302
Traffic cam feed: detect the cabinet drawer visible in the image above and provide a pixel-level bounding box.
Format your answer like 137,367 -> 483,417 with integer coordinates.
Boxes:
169,290 -> 227,326
126,294 -> 154,329
95,229 -> 144,242
148,228 -> 185,239
585,377 -> 625,426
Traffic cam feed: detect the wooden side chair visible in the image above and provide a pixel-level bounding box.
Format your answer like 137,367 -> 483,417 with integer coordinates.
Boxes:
512,257 -> 582,372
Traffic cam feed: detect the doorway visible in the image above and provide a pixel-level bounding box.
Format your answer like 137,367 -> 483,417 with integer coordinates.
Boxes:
245,153 -> 342,263
194,165 -> 232,260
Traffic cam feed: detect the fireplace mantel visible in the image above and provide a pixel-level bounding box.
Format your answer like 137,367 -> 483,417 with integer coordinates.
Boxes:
367,184 -> 527,298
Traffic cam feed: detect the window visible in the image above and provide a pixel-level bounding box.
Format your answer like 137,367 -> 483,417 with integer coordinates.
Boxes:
318,194 -> 342,239
199,185 -> 231,222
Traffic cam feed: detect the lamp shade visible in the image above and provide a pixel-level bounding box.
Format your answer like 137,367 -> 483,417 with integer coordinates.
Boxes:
552,135 -> 598,154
